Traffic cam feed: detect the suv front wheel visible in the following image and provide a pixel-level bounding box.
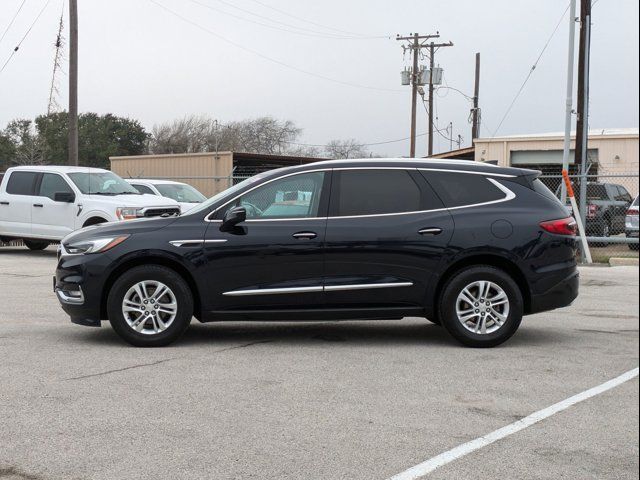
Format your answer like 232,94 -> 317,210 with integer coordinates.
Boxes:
439,266 -> 523,347
107,265 -> 193,347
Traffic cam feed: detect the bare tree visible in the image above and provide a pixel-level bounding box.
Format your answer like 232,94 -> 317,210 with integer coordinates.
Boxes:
149,115 -> 303,155
3,119 -> 45,165
324,139 -> 369,159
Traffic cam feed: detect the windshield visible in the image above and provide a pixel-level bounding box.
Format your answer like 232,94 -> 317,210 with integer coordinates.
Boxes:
155,183 -> 207,203
68,171 -> 140,195
185,173 -> 269,216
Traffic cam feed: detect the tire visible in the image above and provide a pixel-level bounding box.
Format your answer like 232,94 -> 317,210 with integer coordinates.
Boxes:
438,266 -> 523,348
107,265 -> 193,347
24,239 -> 50,251
593,221 -> 611,248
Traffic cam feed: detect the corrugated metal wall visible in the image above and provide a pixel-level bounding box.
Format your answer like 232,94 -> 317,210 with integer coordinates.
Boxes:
110,152 -> 234,197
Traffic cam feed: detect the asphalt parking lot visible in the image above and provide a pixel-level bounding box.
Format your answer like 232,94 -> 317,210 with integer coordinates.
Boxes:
0,246 -> 638,480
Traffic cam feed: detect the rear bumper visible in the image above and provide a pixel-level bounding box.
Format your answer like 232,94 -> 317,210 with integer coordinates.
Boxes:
529,269 -> 579,314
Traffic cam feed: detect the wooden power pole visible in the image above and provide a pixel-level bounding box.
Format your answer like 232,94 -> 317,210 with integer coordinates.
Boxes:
396,33 -> 453,157
68,0 -> 78,166
471,52 -> 481,141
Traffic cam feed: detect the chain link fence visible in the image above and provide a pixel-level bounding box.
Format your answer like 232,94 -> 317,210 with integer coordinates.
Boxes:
538,172 -> 639,263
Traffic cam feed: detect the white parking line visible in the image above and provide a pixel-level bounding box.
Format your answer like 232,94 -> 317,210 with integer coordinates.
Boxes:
388,367 -> 639,480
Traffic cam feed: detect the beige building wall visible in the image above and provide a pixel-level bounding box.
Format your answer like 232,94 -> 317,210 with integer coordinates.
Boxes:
110,152 -> 234,197
474,130 -> 639,195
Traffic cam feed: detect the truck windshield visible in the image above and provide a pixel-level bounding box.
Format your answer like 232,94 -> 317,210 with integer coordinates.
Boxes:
155,183 -> 206,203
68,172 -> 140,195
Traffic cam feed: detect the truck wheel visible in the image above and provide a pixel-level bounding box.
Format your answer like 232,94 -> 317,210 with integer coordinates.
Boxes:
24,240 -> 50,251
593,221 -> 611,248
438,266 -> 523,348
107,265 -> 193,347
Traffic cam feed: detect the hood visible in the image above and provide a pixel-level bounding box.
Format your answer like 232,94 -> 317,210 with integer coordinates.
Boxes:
62,215 -> 178,245
84,193 -> 179,208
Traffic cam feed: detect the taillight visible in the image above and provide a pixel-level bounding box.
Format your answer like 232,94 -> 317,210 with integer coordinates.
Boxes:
587,204 -> 599,218
627,208 -> 639,216
540,217 -> 578,236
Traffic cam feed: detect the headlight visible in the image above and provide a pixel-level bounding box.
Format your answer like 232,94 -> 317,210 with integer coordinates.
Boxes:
116,207 -> 143,220
65,235 -> 130,255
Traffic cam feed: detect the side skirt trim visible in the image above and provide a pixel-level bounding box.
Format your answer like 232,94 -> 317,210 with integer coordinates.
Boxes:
222,281 -> 413,297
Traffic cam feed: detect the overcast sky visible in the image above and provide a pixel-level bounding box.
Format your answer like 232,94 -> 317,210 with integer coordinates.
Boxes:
0,0 -> 638,157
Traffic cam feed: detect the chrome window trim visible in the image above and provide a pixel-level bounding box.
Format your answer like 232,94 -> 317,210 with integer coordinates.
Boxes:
222,281 -> 413,296
205,168 -> 517,222
204,168 -> 329,222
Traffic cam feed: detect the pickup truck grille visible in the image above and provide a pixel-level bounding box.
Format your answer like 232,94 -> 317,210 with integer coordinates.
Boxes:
143,207 -> 180,218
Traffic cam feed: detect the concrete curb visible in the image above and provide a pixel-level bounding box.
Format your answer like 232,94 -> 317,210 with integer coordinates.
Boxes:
609,257 -> 640,267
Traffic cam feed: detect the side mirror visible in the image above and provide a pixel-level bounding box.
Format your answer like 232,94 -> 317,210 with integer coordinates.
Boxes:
54,191 -> 75,203
220,206 -> 246,232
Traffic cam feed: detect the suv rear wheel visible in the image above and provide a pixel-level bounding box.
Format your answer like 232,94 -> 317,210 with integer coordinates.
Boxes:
439,266 -> 523,347
107,265 -> 193,347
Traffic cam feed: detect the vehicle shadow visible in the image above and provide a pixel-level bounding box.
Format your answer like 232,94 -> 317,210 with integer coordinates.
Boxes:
73,320 -> 566,349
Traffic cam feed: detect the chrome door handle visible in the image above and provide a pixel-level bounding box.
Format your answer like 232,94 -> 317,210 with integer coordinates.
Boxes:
418,227 -> 442,235
292,231 -> 317,240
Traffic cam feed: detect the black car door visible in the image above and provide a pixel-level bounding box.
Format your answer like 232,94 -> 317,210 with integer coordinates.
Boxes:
322,168 -> 453,313
201,170 -> 330,317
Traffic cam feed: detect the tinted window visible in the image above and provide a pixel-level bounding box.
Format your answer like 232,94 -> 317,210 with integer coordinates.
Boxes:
131,184 -> 155,195
532,178 -> 561,204
586,184 -> 607,200
39,173 -> 73,200
614,185 -> 632,202
333,169 -> 422,216
224,171 -> 325,219
6,171 -> 37,195
423,171 -> 505,208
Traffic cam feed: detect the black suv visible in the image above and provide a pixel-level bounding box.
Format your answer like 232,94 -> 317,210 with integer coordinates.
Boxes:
54,159 -> 579,348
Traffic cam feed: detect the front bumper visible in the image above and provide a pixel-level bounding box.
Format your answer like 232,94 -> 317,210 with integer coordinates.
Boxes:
54,250 -> 114,327
529,269 -> 580,314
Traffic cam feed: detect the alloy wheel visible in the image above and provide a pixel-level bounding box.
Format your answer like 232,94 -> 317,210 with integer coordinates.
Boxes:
122,280 -> 178,335
455,280 -> 510,335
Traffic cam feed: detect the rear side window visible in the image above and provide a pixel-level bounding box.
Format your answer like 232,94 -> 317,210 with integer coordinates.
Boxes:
331,169 -> 424,216
6,171 -> 37,195
586,184 -> 607,200
131,184 -> 155,195
532,178 -> 560,203
39,173 -> 74,200
422,171 -> 505,208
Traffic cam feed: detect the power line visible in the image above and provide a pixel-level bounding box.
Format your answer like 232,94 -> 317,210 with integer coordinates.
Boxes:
0,0 -> 28,46
284,132 -> 428,148
490,1 -> 571,137
199,0 -> 388,40
248,0 -> 376,38
149,0 -> 401,93
0,0 -> 52,76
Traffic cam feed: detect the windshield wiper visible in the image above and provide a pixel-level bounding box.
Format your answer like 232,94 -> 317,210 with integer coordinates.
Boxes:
114,191 -> 141,195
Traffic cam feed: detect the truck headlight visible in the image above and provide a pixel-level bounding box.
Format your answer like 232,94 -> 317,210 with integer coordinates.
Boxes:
116,207 -> 143,220
65,235 -> 129,255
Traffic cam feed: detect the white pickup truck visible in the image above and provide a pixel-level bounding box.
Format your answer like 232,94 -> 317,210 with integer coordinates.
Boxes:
0,166 -> 181,250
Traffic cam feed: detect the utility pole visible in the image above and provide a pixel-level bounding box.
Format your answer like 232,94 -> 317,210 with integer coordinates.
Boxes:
560,0 -> 577,204
427,40 -> 453,156
471,52 -> 481,142
68,0 -> 78,166
574,0 -> 591,172
396,33 -> 452,157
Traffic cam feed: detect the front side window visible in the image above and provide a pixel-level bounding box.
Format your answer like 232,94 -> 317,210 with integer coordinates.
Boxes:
423,171 -> 506,208
155,183 -> 206,203
131,184 -> 156,195
39,173 -> 74,200
68,172 -> 140,195
331,169 -> 423,217
6,171 -> 38,195
222,171 -> 326,219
